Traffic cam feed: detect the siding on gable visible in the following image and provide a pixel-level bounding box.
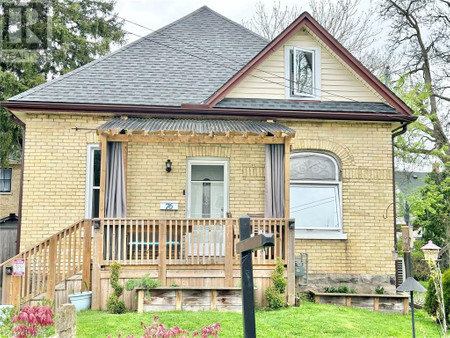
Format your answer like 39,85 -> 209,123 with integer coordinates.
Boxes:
226,27 -> 384,102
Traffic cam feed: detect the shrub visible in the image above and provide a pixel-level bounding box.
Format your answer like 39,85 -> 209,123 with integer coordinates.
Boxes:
107,262 -> 126,314
324,285 -> 356,294
0,306 -> 16,337
264,258 -> 286,309
12,305 -> 54,337
424,268 -> 449,323
107,314 -> 221,337
375,286 -> 385,294
125,274 -> 162,292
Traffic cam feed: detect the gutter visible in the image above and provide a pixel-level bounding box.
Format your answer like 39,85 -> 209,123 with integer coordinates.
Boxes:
391,123 -> 408,253
2,101 -> 417,123
8,112 -> 25,254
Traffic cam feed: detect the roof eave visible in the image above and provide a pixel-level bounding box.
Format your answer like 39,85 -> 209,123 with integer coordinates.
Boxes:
2,101 -> 417,123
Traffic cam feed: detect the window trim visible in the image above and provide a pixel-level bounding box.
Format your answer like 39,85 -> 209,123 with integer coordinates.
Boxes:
285,46 -> 321,100
0,167 -> 12,194
85,144 -> 100,219
290,152 -> 345,239
186,158 -> 229,218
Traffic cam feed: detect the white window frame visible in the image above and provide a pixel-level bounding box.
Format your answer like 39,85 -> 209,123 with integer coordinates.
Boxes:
285,46 -> 321,100
0,168 -> 12,194
186,158 -> 229,218
85,144 -> 100,219
290,152 -> 346,240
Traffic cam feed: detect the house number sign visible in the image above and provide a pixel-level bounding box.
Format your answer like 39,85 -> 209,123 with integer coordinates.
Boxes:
159,201 -> 179,210
13,258 -> 25,277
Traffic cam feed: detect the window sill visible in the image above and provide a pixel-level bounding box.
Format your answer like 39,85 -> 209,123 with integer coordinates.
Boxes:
295,230 -> 347,240
0,192 -> 12,195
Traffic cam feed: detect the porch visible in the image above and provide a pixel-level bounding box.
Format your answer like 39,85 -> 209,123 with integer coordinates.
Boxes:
1,217 -> 295,309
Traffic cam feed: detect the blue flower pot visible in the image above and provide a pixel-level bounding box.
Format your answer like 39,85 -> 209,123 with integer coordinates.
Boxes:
68,291 -> 92,311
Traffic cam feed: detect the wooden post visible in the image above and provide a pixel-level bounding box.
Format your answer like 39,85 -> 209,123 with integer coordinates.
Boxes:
9,276 -> 22,308
158,221 -> 167,285
224,219 -> 233,287
47,236 -> 57,301
345,296 -> 351,307
176,289 -> 182,310
82,221 -> 92,291
91,225 -> 103,310
403,298 -> 409,315
99,135 -> 108,219
122,142 -> 128,197
211,289 -> 217,310
137,290 -> 144,313
374,297 -> 379,312
284,137 -> 291,219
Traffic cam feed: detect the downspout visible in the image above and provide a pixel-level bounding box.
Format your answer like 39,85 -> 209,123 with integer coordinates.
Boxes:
391,123 -> 408,252
8,112 -> 25,254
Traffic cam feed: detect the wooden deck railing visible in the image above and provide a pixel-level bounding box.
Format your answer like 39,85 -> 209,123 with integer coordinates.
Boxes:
1,220 -> 92,306
100,218 -> 289,266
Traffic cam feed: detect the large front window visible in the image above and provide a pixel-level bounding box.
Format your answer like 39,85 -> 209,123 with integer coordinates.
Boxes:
187,159 -> 228,218
290,152 -> 344,238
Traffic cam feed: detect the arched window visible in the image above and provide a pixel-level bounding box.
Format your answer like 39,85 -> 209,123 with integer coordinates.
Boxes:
290,152 -> 344,238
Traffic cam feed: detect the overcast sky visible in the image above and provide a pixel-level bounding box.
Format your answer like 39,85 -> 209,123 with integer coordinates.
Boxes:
115,0 -> 312,43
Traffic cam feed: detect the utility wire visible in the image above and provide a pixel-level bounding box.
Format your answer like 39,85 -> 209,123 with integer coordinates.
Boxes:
119,16 -> 363,103
120,18 -> 412,122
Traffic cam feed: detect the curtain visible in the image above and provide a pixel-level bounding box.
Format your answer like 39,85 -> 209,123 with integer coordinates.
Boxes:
264,144 -> 285,218
105,142 -> 126,218
104,142 -> 126,260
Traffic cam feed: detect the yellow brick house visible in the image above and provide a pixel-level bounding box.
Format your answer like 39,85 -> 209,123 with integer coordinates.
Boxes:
1,7 -> 415,309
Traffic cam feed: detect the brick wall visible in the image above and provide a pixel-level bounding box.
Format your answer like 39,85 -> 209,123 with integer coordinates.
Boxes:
20,114 -> 108,250
284,120 -> 395,276
0,163 -> 21,218
19,113 -> 395,277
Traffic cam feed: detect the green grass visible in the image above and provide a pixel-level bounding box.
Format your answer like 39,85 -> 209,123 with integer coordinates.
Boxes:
76,301 -> 443,337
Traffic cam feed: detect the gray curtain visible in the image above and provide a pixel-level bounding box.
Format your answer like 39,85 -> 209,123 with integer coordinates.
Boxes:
105,142 -> 126,218
104,142 -> 126,260
264,144 -> 285,218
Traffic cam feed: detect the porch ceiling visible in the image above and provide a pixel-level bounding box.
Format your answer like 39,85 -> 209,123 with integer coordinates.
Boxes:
97,117 -> 295,143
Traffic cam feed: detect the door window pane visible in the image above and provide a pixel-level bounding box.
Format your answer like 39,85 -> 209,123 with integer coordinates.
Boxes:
188,162 -> 226,218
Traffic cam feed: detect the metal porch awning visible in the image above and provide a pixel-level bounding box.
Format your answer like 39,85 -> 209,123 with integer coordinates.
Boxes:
97,117 -> 295,138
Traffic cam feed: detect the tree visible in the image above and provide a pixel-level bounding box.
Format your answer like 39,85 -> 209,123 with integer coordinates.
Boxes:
410,170 -> 450,267
242,0 -> 383,73
380,0 -> 450,170
0,0 -> 126,167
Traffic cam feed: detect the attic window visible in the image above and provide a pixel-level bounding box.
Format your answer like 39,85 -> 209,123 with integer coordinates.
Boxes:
286,46 -> 321,99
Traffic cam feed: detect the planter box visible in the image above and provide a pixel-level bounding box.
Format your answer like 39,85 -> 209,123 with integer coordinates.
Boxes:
136,287 -> 242,313
310,291 -> 409,315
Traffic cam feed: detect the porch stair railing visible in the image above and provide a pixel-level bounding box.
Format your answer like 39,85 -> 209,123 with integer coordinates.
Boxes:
1,219 -> 92,307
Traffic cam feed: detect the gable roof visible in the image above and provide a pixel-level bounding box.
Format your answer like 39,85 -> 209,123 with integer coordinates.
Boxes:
206,12 -> 414,118
4,7 -> 415,123
7,6 -> 268,106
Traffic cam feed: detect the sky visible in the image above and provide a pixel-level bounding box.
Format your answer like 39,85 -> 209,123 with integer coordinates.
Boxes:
115,0 -> 312,43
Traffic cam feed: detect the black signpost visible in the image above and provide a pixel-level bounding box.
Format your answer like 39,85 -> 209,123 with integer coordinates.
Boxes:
236,215 -> 274,338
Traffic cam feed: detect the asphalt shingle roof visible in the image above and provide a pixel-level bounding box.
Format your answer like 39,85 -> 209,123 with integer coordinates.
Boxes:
216,98 -> 399,114
98,117 -> 295,135
8,6 -> 268,106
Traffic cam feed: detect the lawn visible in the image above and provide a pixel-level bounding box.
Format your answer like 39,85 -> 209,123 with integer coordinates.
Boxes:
76,301 -> 443,337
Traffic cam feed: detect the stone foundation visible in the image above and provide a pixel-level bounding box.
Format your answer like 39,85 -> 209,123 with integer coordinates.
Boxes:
297,273 -> 396,294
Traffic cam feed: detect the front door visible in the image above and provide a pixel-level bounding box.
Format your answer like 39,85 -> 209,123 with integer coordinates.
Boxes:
186,158 -> 228,218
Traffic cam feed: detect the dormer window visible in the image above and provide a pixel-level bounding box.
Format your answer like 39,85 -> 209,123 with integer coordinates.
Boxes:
285,46 -> 321,99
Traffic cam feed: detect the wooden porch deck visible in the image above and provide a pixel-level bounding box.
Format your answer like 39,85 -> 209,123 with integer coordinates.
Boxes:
1,217 -> 295,309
